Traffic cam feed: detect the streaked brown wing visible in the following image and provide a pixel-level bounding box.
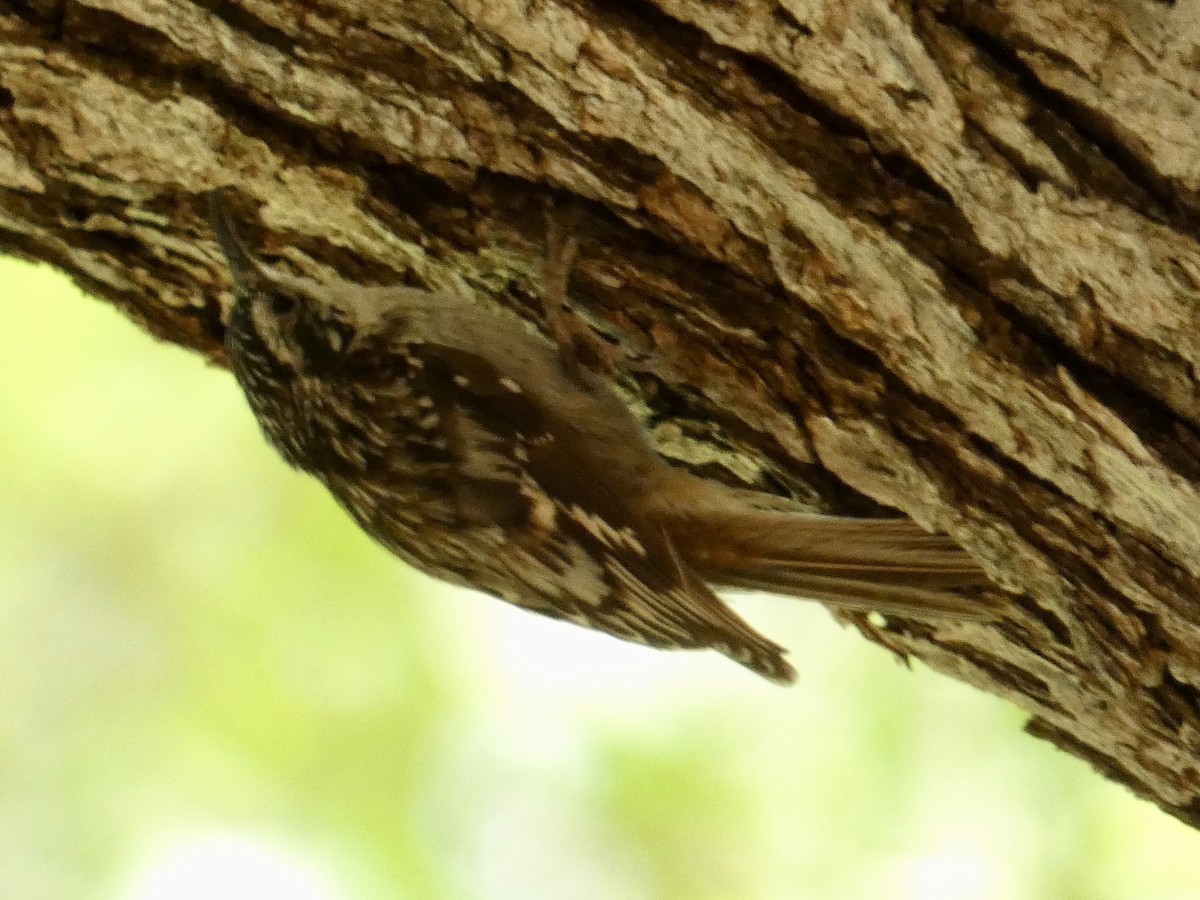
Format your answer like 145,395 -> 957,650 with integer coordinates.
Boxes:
396,339 -> 793,680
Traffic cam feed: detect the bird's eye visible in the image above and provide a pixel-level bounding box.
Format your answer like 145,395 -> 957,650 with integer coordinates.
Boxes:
269,294 -> 298,316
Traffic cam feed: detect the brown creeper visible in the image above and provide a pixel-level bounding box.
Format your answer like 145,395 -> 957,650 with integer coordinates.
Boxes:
207,192 -> 990,683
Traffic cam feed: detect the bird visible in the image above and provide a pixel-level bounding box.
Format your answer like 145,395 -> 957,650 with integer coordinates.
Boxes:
207,190 -> 992,683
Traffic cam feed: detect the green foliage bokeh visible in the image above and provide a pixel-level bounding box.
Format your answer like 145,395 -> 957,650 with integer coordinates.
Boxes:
1,257 -> 1198,900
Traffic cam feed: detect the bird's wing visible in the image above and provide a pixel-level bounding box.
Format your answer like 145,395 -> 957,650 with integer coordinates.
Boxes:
393,338 -> 794,682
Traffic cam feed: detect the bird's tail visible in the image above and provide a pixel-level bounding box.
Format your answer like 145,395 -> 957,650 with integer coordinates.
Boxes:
677,509 -> 994,620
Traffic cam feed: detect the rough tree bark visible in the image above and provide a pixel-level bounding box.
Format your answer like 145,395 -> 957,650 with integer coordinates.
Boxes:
2,0 -> 1200,825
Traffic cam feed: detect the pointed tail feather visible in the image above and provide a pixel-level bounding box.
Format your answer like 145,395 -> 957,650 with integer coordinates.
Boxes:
677,509 -> 997,620
712,568 -> 993,620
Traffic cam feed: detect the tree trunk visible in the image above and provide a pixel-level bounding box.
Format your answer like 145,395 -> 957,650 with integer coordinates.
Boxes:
3,0 -> 1200,825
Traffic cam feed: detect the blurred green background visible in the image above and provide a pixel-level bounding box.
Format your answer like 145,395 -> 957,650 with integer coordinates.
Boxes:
2,255 -> 1198,900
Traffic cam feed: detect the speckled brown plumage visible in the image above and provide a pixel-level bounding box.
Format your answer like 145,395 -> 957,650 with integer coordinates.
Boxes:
209,191 -> 993,683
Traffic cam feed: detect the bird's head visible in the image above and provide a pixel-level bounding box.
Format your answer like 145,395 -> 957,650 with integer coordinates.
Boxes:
208,191 -> 367,378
